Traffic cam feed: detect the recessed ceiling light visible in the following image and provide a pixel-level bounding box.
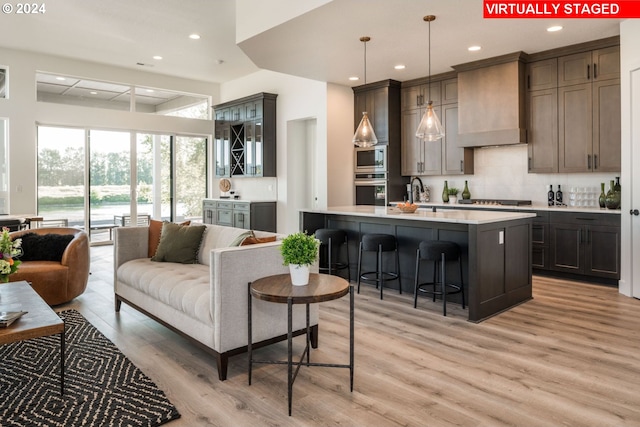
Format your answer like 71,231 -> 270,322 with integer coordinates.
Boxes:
547,25 -> 563,32
349,76 -> 359,81
56,77 -> 66,81
153,55 -> 163,60
468,46 -> 482,52
146,89 -> 155,93
394,64 -> 406,70
90,91 -> 98,95
189,34 -> 201,40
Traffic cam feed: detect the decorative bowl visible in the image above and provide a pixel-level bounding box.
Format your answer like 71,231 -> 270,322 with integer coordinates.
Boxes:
397,204 -> 418,213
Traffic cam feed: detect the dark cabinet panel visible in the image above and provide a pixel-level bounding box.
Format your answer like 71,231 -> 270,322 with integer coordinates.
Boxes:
213,93 -> 277,178
202,200 -> 276,232
546,212 -> 620,280
527,88 -> 558,173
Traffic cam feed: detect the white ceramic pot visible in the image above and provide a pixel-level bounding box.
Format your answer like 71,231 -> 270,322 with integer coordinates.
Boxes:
449,195 -> 458,204
289,264 -> 310,286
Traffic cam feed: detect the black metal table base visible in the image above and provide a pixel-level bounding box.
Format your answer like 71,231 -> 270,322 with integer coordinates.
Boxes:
248,283 -> 354,416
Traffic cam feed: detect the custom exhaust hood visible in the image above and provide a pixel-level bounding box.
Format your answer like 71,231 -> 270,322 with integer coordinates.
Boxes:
453,52 -> 529,147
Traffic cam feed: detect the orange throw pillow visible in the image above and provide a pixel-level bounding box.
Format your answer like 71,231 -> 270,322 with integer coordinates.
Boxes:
240,232 -> 277,246
148,219 -> 191,257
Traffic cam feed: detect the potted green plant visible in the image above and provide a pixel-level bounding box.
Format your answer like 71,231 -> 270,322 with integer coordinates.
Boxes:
447,187 -> 459,204
280,231 -> 320,286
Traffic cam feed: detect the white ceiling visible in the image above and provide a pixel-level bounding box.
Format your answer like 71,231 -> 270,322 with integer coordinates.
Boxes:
0,0 -> 623,86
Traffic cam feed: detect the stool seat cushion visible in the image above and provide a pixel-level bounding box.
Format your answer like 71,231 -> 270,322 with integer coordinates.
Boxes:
315,229 -> 346,244
362,234 -> 397,252
419,240 -> 460,261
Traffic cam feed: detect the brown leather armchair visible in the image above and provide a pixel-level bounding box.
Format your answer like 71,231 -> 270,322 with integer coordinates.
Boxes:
9,227 -> 90,306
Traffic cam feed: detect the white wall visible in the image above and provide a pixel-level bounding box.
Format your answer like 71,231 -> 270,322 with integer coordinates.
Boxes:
0,47 -> 217,215
619,19 -> 640,296
327,83 -> 355,207
413,144 -> 619,206
220,69 -> 352,233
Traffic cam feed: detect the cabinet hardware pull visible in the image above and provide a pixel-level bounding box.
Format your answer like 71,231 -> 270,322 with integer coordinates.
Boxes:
587,64 -> 590,80
416,95 -> 420,106
594,154 -> 598,170
460,160 -> 463,172
594,63 -> 597,79
587,154 -> 592,169
528,157 -> 531,170
631,209 -> 640,216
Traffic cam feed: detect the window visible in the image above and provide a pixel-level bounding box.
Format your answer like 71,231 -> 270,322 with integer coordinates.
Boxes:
36,73 -> 210,118
0,118 -> 7,213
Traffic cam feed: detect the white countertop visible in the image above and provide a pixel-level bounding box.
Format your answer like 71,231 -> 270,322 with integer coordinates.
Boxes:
303,206 -> 536,225
390,201 -> 622,214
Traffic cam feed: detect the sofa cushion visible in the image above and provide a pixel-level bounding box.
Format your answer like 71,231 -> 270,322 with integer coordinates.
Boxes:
148,219 -> 191,258
17,233 -> 74,262
197,224 -> 253,266
117,259 -> 211,324
151,222 -> 206,264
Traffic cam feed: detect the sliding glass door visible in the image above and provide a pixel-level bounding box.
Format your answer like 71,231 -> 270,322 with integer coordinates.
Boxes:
38,126 -> 207,245
88,130 -> 131,243
37,126 -> 86,229
175,136 -> 206,221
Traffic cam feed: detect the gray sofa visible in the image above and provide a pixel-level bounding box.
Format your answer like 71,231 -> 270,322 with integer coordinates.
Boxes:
114,223 -> 319,380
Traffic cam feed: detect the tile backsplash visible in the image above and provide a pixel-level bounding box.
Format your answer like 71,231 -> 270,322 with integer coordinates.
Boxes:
413,144 -> 620,206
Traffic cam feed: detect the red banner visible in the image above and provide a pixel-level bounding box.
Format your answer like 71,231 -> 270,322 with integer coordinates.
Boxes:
484,1 -> 640,18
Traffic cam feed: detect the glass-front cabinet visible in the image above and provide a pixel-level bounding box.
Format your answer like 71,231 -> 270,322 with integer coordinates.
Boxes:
213,93 -> 276,178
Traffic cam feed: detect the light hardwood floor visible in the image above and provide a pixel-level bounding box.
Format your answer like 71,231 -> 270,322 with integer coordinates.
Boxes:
56,245 -> 640,426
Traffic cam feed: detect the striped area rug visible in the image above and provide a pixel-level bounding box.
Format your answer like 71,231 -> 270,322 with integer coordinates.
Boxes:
0,309 -> 180,426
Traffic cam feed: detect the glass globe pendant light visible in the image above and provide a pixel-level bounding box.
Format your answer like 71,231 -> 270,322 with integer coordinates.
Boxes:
415,15 -> 445,142
353,36 -> 378,147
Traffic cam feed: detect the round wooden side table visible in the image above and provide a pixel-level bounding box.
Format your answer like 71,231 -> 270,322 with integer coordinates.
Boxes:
248,273 -> 354,416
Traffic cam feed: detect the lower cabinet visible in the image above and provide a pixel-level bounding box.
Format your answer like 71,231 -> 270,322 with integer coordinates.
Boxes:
202,200 -> 277,233
547,212 -> 620,281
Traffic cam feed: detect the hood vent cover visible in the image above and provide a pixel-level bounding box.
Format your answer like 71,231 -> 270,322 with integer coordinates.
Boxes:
453,52 -> 529,147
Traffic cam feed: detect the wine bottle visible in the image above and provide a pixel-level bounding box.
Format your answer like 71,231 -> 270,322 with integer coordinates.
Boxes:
556,185 -> 563,206
548,185 -> 555,206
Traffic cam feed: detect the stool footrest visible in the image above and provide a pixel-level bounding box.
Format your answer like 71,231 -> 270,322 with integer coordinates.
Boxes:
416,282 -> 463,296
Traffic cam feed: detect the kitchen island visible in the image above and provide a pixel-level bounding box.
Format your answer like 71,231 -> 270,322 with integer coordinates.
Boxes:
301,206 -> 536,322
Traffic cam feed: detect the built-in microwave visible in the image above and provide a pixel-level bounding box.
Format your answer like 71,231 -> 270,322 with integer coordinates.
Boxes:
354,145 -> 387,173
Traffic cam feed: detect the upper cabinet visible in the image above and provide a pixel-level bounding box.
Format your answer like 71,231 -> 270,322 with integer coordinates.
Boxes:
526,39 -> 620,174
400,75 -> 473,176
454,52 -> 528,147
353,80 -> 401,145
213,93 -> 277,178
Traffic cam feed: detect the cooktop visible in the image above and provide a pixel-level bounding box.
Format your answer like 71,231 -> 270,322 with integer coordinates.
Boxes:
458,199 -> 532,206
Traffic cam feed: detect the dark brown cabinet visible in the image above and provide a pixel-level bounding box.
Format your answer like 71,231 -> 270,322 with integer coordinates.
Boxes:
558,45 -> 620,173
527,59 -> 558,173
529,211 -> 550,270
526,41 -> 620,174
400,76 -> 473,176
547,212 -> 620,281
353,80 -> 400,145
213,93 -> 277,178
202,199 -> 277,233
557,46 -> 620,87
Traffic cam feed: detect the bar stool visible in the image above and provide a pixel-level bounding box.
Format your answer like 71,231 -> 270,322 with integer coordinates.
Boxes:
357,233 -> 401,300
414,240 -> 465,316
315,228 -> 350,282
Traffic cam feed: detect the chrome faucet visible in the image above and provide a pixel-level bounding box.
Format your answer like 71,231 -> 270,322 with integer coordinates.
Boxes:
409,176 -> 425,204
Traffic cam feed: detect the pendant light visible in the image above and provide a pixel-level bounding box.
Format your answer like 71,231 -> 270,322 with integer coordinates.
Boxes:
353,36 -> 378,147
415,15 -> 445,142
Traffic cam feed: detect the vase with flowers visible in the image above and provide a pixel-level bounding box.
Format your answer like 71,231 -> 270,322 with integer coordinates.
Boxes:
0,227 -> 22,283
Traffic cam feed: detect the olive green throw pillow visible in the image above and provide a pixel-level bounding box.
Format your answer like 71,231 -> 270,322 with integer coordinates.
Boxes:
151,222 -> 206,264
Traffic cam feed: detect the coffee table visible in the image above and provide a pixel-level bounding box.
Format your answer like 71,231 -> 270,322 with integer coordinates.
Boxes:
0,281 -> 65,394
248,273 -> 353,416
